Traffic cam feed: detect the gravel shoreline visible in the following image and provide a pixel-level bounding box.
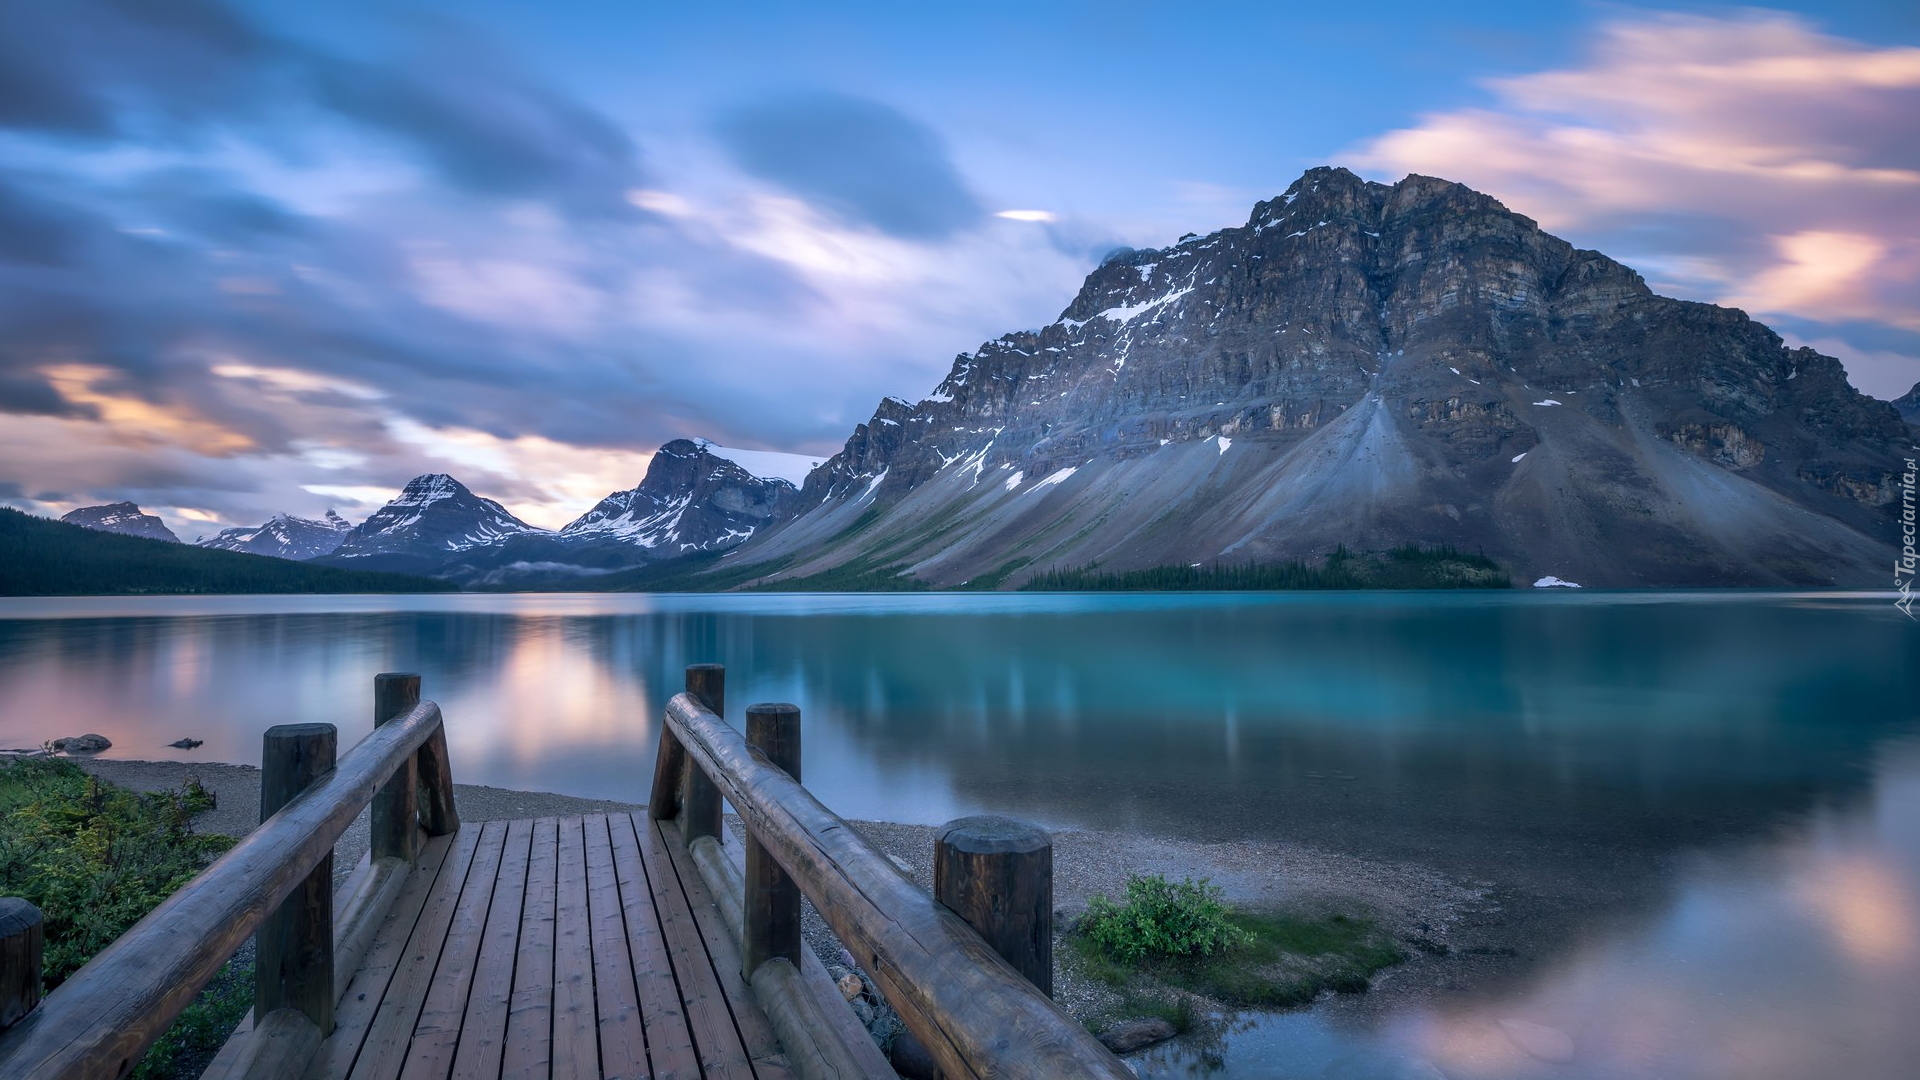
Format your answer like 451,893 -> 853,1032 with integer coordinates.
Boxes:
51,757 -> 1525,1061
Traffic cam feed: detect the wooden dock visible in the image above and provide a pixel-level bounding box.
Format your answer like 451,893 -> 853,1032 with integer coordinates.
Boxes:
0,669 -> 1131,1080
306,814 -> 790,1080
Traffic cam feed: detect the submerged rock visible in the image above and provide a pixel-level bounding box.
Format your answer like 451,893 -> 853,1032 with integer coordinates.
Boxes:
168,738 -> 204,749
1099,1017 -> 1177,1053
49,734 -> 111,753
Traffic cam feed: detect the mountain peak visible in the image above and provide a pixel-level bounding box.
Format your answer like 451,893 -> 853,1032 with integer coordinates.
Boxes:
60,502 -> 180,543
560,437 -> 801,551
393,473 -> 469,508
197,509 -> 354,560
329,474 -> 540,565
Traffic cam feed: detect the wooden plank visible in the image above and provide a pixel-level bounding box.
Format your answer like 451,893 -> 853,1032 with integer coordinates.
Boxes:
551,817 -> 600,1080
651,820 -> 793,1080
224,1008 -> 322,1080
347,821 -> 505,1080
303,833 -> 459,1080
635,817 -> 771,1080
685,833 -> 894,1080
447,819 -> 535,1080
608,813 -> 699,1080
397,818 -> 509,1080
582,816 -> 647,1080
664,692 -> 1131,1080
501,819 -> 560,1080
0,702 -> 450,1080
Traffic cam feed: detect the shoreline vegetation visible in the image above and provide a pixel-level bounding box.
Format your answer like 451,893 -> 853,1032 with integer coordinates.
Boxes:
0,757 -> 249,1080
1063,873 -> 1409,1045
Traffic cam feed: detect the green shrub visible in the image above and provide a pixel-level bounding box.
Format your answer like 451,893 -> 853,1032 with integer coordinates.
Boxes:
0,758 -> 247,1079
1082,874 -> 1249,965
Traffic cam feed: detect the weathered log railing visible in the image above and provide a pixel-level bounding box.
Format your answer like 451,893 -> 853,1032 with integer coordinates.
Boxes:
649,666 -> 1132,1080
0,674 -> 458,1080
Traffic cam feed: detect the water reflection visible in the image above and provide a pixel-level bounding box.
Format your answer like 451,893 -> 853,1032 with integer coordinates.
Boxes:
1134,738 -> 1920,1079
0,591 -> 1915,1077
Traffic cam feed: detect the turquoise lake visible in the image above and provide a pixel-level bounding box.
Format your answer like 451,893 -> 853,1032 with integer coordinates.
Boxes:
1,590 -> 1915,1078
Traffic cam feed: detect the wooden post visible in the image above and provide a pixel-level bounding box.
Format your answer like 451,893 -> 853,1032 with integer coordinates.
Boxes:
681,664 -> 726,843
648,666 -> 712,821
0,898 -> 43,1031
742,702 -> 802,977
415,718 -> 460,838
935,816 -> 1054,997
257,723 -> 337,1034
372,673 -> 420,862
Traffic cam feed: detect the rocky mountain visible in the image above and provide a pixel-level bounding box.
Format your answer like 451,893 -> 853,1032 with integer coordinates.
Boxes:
59,502 -> 179,543
716,167 -> 1909,589
560,439 -> 802,554
197,510 -> 352,560
322,474 -> 543,575
1896,381 -> 1920,427
313,443 -> 818,584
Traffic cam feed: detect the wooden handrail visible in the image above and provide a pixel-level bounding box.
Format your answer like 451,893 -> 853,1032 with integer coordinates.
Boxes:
661,692 -> 1133,1080
0,700 -> 453,1080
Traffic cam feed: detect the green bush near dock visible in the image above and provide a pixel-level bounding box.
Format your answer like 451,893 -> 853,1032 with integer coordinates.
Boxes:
1069,873 -> 1407,1019
0,757 -> 250,1079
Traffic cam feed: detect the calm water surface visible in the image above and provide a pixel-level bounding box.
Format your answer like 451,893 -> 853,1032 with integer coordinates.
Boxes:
1,591 -> 1915,1079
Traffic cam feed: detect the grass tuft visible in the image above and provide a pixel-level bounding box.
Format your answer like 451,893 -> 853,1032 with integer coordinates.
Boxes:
1066,873 -> 1407,1014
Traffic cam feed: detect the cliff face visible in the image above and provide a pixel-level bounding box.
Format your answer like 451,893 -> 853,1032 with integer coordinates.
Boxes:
728,168 -> 1908,588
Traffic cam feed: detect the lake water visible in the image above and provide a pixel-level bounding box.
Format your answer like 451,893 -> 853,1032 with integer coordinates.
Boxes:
1,591 -> 1915,1079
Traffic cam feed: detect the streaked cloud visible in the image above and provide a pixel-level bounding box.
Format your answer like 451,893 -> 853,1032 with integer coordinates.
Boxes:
715,92 -> 984,241
1355,10 -> 1920,398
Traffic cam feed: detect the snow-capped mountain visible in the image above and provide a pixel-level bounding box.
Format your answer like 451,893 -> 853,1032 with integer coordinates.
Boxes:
197,510 -> 352,560
326,475 -> 544,571
561,439 -> 803,553
706,167 -> 1909,589
60,502 -> 179,543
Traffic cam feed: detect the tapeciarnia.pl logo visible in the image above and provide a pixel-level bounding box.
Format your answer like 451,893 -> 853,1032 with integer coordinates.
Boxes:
1898,455 -> 1916,620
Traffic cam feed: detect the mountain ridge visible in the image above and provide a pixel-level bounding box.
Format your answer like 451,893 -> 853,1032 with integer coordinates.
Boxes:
716,167 -> 1907,589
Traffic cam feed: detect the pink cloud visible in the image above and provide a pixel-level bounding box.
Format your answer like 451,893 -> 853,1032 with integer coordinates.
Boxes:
1354,11 -> 1920,394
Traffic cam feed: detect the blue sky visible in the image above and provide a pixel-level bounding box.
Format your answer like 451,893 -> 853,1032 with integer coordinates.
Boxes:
1,1 -> 1915,530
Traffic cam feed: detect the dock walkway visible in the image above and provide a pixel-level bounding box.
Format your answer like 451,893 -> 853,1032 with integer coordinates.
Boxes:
310,813 -> 791,1080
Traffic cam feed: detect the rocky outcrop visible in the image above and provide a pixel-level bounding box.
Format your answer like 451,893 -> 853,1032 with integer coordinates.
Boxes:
59,502 -> 178,543
197,510 -> 352,560
1896,381 -> 1920,427
721,167 -> 1908,588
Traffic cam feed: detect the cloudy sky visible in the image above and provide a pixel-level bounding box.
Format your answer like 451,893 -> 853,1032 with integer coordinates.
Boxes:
1,1 -> 1915,533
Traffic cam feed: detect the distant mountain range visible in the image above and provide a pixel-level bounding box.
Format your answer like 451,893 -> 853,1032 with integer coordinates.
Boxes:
198,510 -> 352,560
45,168 -> 1919,591
1,508 -> 450,596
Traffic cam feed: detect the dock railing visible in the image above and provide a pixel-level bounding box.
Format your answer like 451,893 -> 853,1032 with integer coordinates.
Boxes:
649,664 -> 1132,1080
0,673 -> 458,1080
